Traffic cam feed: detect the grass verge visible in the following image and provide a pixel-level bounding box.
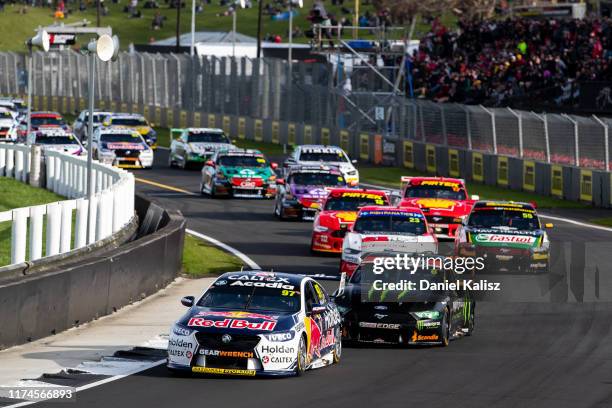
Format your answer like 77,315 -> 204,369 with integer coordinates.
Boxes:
0,177 -> 64,266
181,233 -> 243,278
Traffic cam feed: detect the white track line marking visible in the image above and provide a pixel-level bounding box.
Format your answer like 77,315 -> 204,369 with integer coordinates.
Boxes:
186,228 -> 261,270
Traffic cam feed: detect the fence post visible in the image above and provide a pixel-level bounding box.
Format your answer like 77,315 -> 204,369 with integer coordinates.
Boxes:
592,115 -> 609,171
88,195 -> 98,244
507,108 -> 523,158
29,205 -> 45,261
74,198 -> 88,249
480,105 -> 497,154
532,112 -> 550,163
463,106 -> 472,150
46,202 -> 61,257
11,207 -> 28,265
6,148 -> 13,178
563,114 -> 579,166
439,105 -> 447,146
0,145 -> 5,176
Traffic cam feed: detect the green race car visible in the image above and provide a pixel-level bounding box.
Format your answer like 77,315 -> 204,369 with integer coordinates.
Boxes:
169,128 -> 235,169
455,201 -> 553,273
200,148 -> 279,198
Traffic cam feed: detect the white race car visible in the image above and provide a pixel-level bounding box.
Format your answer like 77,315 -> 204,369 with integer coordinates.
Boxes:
27,129 -> 86,156
91,126 -> 153,169
0,108 -> 18,142
167,271 -> 342,377
169,127 -> 235,169
284,145 -> 359,185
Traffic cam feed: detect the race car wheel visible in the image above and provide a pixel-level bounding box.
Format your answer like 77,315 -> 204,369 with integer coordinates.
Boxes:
168,154 -> 175,168
440,308 -> 451,347
465,308 -> 475,336
199,182 -> 205,196
332,327 -> 342,364
295,335 -> 307,376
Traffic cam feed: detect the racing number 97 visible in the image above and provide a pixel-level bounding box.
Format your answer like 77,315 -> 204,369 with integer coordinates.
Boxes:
282,290 -> 297,297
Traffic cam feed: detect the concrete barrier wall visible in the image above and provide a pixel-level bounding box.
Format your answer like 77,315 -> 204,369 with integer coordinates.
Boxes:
0,195 -> 185,350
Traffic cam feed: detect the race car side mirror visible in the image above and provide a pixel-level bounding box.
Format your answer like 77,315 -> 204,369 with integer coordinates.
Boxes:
545,223 -> 554,228
205,160 -> 215,167
270,162 -> 278,170
181,296 -> 194,307
276,178 -> 285,185
150,122 -> 156,127
351,159 -> 358,164
471,195 -> 480,200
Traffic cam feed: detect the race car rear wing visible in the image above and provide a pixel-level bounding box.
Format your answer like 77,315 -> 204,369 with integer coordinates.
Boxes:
361,240 -> 438,255
400,176 -> 467,191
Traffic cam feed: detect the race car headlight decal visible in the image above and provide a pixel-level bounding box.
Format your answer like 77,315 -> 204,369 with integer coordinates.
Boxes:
314,225 -> 329,232
263,330 -> 295,342
343,247 -> 360,255
413,311 -> 440,319
346,170 -> 357,176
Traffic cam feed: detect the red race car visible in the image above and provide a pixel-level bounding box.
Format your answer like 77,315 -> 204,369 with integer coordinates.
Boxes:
311,189 -> 390,254
20,111 -> 70,138
339,206 -> 438,276
398,177 -> 479,241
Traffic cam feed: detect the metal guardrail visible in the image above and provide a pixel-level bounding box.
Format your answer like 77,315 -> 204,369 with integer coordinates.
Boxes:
0,50 -> 610,171
0,143 -> 135,266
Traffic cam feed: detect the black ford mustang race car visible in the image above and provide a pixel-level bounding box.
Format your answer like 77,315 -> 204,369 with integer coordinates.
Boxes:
167,271 -> 342,377
334,253 -> 475,346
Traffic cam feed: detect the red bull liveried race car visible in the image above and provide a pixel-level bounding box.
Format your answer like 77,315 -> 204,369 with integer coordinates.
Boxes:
311,189 -> 390,253
167,271 -> 342,377
399,177 -> 480,241
340,206 -> 438,276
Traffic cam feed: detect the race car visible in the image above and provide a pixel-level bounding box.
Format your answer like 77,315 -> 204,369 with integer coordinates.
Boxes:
311,189 -> 390,253
274,165 -> 347,221
455,201 -> 553,273
169,128 -> 235,169
0,97 -> 27,116
334,253 -> 475,346
398,177 -> 480,241
200,149 -> 278,198
27,112 -> 70,133
0,108 -> 19,142
103,113 -> 157,148
72,110 -> 112,142
90,126 -> 154,169
27,129 -> 85,156
340,206 -> 437,276
284,145 -> 359,185
167,271 -> 342,377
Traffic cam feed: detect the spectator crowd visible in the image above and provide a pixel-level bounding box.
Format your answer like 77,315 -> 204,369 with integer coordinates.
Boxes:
409,17 -> 612,107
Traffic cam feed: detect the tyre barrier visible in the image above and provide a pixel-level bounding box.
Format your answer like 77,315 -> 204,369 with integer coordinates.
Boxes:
0,194 -> 185,350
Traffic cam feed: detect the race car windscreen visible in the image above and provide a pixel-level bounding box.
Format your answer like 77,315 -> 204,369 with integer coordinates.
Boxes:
353,211 -> 427,235
218,155 -> 268,167
84,114 -> 107,124
37,135 -> 79,145
290,172 -> 345,186
468,208 -> 539,230
188,132 -> 230,144
32,117 -> 64,126
111,117 -> 147,126
299,151 -> 348,162
324,194 -> 387,211
0,111 -> 12,119
197,285 -> 300,313
405,185 -> 466,200
101,134 -> 143,143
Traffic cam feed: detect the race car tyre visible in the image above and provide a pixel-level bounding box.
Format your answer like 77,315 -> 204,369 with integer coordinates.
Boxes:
199,182 -> 205,196
295,335 -> 307,376
332,327 -> 342,364
167,367 -> 192,378
465,308 -> 475,336
168,154 -> 175,168
440,308 -> 451,347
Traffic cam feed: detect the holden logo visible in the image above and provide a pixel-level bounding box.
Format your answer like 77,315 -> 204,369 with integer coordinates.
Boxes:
221,334 -> 232,344
373,305 -> 388,310
374,314 -> 387,320
125,150 -> 131,155
432,216 -> 442,222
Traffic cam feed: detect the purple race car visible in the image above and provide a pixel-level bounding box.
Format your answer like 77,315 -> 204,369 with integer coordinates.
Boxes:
274,165 -> 348,221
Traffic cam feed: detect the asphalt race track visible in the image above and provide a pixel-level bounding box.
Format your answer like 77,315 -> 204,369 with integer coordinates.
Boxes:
37,149 -> 612,408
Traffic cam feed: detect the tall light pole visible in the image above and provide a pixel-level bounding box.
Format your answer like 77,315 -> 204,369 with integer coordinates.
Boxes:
176,0 -> 181,53
25,30 -> 50,145
287,0 -> 303,64
232,0 -> 246,58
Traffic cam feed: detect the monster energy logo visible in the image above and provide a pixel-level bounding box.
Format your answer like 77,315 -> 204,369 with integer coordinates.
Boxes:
416,320 -> 424,331
463,292 -> 471,325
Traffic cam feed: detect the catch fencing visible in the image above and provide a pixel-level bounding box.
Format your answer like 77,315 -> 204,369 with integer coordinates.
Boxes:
0,143 -> 135,266
0,50 -> 610,170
